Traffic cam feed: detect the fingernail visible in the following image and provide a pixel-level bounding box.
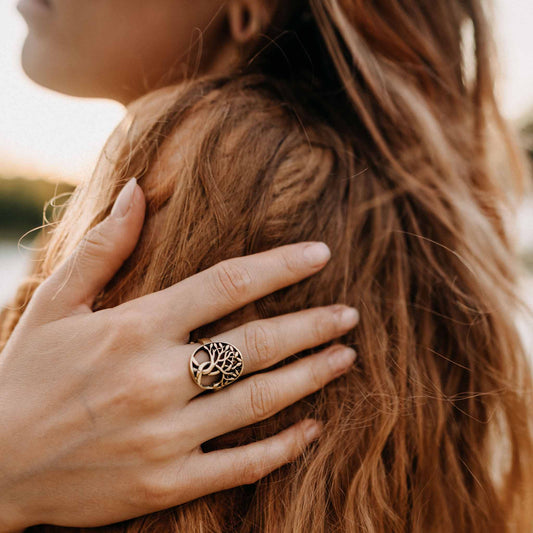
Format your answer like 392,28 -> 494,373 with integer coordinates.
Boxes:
111,178 -> 137,218
303,420 -> 322,442
336,307 -> 359,329
303,242 -> 331,267
329,347 -> 357,374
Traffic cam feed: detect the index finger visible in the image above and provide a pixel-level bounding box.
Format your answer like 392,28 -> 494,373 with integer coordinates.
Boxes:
141,242 -> 331,337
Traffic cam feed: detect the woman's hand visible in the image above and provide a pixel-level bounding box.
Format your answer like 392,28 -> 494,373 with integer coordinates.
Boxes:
0,179 -> 358,531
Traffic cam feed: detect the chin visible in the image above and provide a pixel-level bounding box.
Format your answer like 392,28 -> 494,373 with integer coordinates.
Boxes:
20,38 -> 133,103
20,36 -> 102,99
21,36 -> 66,93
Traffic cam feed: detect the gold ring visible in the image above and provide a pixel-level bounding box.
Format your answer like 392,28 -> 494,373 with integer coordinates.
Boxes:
189,338 -> 244,391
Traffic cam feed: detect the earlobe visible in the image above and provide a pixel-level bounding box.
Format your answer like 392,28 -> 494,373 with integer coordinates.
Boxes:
227,0 -> 269,44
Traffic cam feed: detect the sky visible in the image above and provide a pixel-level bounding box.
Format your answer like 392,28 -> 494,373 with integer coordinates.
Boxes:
0,0 -> 532,183
0,0 -> 124,182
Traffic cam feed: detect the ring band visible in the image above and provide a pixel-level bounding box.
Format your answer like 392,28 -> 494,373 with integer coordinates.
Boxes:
189,338 -> 244,391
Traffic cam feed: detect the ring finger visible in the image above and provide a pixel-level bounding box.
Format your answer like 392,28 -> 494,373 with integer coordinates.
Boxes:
183,344 -> 357,445
181,304 -> 359,399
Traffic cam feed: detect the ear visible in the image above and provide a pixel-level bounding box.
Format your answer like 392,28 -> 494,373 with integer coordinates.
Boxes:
227,0 -> 275,44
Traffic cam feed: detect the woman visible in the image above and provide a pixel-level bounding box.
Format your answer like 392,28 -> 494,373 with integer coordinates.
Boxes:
1,2 -> 360,530
4,0 -> 532,531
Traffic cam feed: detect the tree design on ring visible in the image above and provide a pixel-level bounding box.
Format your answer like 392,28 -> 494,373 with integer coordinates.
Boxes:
190,342 -> 244,390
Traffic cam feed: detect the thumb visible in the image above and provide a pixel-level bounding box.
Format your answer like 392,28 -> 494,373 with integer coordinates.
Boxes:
31,178 -> 146,323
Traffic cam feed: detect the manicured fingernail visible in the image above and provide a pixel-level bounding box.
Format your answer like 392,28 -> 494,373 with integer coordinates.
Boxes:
111,178 -> 137,218
329,347 -> 357,374
336,307 -> 359,329
303,242 -> 331,267
303,420 -> 322,442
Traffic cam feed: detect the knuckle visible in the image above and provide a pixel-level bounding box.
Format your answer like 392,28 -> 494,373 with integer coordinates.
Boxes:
128,432 -> 152,460
106,385 -> 130,412
112,310 -> 134,336
173,422 -> 196,448
31,275 -> 67,311
115,306 -> 144,329
314,309 -> 337,340
212,260 -> 253,304
307,358 -> 325,390
279,248 -> 300,276
136,475 -> 173,508
114,367 -> 162,413
244,323 -> 275,368
248,377 -> 276,421
103,308 -> 150,354
292,425 -> 307,452
132,373 -> 161,410
101,311 -> 131,349
140,427 -> 175,462
31,280 -> 51,303
26,283 -> 55,318
80,223 -> 112,257
241,456 -> 266,485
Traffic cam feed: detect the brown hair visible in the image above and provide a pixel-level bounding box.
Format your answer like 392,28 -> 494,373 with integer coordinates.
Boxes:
4,0 -> 532,531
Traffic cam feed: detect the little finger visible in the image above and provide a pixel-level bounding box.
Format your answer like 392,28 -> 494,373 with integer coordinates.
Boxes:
172,419 -> 323,503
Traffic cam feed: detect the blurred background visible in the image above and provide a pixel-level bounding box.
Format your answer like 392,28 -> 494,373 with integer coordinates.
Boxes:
0,0 -> 531,344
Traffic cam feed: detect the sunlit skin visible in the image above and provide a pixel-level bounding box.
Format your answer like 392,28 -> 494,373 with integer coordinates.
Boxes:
0,1 -> 362,531
17,0 -> 242,103
3,0 -> 531,531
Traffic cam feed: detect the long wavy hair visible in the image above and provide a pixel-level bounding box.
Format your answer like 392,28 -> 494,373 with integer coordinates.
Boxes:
3,0 -> 532,531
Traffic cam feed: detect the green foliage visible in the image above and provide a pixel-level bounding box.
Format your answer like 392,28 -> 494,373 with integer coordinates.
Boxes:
0,176 -> 74,240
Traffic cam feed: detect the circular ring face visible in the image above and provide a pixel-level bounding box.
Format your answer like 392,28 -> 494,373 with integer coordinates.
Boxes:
189,341 -> 244,391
